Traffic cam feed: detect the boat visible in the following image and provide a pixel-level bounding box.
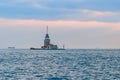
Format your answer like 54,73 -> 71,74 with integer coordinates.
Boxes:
30,26 -> 65,50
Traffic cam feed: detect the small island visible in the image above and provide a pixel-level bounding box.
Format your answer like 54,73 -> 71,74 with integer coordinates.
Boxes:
30,27 -> 65,50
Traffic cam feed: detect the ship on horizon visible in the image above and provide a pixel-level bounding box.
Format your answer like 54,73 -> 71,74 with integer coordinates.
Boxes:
30,26 -> 65,50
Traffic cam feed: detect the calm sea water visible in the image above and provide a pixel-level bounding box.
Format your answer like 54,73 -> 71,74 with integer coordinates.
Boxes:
0,49 -> 119,80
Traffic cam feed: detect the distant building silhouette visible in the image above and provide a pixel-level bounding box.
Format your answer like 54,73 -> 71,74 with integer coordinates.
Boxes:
30,26 -> 64,50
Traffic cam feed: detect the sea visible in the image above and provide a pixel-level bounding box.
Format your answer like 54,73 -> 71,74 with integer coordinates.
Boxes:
0,49 -> 119,80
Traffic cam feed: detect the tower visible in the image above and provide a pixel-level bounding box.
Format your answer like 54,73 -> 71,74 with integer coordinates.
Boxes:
44,26 -> 50,47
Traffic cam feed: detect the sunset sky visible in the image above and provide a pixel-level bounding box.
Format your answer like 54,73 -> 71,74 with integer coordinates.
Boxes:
0,0 -> 120,49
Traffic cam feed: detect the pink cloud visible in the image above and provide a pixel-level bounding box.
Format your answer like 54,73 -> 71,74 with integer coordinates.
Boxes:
0,18 -> 120,30
81,9 -> 118,16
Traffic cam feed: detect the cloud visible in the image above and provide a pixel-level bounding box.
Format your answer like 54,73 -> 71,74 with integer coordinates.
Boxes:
0,18 -> 120,31
0,0 -> 120,11
81,9 -> 113,16
0,8 -> 120,22
0,0 -> 120,22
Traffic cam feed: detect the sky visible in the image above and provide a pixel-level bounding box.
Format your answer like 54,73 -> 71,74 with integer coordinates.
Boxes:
0,0 -> 120,49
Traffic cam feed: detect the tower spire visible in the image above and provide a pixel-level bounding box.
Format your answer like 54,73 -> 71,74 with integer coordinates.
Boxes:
46,26 -> 48,34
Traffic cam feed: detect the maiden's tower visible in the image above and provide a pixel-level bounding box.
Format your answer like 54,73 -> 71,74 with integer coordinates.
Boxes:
30,27 -> 65,50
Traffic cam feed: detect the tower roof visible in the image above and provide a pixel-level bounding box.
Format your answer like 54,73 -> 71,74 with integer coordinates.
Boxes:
45,26 -> 50,39
45,34 -> 49,38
